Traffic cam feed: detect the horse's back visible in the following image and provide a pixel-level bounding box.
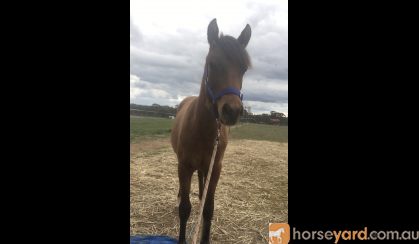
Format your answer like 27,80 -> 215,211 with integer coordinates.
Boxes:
171,96 -> 197,154
176,96 -> 196,114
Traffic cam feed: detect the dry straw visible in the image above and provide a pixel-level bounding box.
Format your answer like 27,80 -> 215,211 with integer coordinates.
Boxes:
130,139 -> 288,243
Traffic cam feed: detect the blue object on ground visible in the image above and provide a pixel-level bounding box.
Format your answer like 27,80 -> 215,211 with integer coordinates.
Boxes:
130,235 -> 178,244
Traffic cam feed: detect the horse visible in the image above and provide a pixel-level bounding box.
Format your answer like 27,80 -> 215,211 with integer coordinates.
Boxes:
171,18 -> 251,243
269,227 -> 285,244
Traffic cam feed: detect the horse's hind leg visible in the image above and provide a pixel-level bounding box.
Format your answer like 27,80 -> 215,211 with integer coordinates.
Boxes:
198,170 -> 204,200
178,163 -> 193,244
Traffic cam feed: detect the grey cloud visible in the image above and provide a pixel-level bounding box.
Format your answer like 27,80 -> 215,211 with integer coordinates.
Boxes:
246,2 -> 279,28
130,18 -> 142,44
247,27 -> 288,81
244,91 -> 288,103
130,7 -> 287,113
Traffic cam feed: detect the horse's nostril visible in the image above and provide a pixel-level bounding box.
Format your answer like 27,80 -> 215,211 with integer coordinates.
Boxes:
222,104 -> 242,124
222,104 -> 233,117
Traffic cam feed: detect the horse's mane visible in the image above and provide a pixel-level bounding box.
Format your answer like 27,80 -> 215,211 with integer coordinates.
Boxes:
216,34 -> 251,72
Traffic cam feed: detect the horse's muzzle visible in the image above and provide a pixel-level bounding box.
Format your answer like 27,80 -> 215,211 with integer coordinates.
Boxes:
221,103 -> 243,125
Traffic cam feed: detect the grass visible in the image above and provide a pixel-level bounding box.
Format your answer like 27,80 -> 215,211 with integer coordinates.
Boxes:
130,116 -> 174,142
229,123 -> 288,143
130,116 -> 288,143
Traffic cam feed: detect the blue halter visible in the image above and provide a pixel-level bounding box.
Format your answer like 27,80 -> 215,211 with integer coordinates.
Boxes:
204,65 -> 244,105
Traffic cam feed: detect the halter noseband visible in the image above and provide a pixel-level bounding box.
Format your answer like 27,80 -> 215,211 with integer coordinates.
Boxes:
204,64 -> 244,105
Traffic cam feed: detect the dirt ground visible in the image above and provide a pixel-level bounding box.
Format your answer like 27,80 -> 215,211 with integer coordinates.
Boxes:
130,138 -> 288,243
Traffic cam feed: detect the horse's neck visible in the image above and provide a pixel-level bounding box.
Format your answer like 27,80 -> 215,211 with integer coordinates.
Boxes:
195,78 -> 218,136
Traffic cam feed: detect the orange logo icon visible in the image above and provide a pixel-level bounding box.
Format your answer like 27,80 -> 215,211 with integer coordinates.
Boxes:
269,223 -> 290,244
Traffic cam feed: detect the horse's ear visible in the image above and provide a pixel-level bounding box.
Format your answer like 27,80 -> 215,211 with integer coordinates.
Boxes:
238,24 -> 251,47
207,18 -> 219,46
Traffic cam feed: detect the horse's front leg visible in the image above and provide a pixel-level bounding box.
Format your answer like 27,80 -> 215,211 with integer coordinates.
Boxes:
198,170 -> 204,200
178,163 -> 193,244
200,164 -> 221,244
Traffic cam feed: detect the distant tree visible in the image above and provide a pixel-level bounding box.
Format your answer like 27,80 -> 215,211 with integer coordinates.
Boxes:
270,111 -> 286,118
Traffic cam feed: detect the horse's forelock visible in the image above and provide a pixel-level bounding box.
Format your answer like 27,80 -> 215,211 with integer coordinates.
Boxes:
214,35 -> 251,72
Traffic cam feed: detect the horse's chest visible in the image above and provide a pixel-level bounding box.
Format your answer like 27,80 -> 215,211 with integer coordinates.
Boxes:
186,141 -> 212,159
181,140 -> 224,168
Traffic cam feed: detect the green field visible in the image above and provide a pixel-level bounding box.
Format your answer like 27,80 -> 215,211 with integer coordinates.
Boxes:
130,116 -> 174,141
229,123 -> 288,142
130,116 -> 288,143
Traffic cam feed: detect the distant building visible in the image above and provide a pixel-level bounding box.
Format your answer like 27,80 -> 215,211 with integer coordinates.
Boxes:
270,118 -> 281,125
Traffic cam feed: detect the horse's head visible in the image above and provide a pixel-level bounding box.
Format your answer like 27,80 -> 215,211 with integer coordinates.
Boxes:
205,18 -> 251,126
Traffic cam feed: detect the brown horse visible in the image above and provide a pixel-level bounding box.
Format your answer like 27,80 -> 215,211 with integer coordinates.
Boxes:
171,18 -> 251,244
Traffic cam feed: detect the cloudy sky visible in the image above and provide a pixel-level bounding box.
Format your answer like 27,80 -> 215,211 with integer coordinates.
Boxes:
130,0 -> 288,115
